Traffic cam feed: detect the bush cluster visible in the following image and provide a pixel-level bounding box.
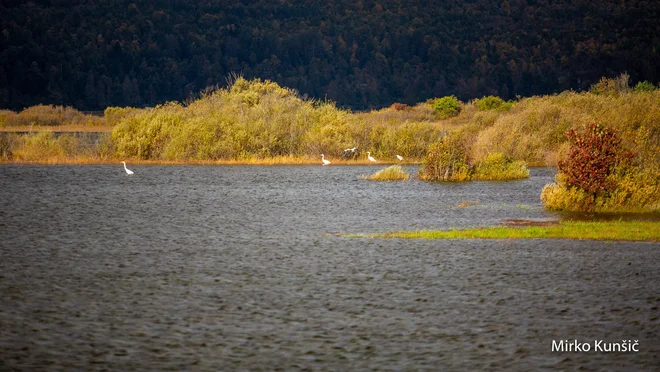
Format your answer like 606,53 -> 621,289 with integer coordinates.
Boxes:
419,134 -> 472,181
541,123 -> 659,212
420,134 -> 529,182
589,74 -> 630,95
112,77 -> 446,161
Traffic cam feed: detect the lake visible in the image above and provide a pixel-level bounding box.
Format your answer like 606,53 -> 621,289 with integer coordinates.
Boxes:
0,164 -> 658,370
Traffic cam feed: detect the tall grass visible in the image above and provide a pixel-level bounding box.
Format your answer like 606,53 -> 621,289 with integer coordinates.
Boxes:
472,153 -> 529,181
5,132 -> 113,162
0,105 -> 106,127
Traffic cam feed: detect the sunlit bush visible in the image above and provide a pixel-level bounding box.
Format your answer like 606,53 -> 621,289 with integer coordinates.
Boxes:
419,134 -> 471,181
432,96 -> 462,119
104,106 -> 142,126
589,73 -> 630,95
474,96 -> 514,112
361,165 -> 410,181
472,152 -> 529,180
634,81 -> 657,92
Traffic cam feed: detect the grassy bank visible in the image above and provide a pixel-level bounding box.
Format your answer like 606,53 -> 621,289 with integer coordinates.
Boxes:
1,76 -> 657,172
365,220 -> 660,241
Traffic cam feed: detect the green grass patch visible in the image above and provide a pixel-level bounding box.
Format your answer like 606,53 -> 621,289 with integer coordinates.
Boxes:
360,165 -> 411,181
367,220 -> 660,241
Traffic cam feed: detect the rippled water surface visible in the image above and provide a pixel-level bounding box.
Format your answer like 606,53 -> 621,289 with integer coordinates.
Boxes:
1,165 -> 658,371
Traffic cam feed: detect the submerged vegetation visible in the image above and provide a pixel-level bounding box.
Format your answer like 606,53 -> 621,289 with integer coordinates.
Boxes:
1,75 -> 658,213
360,165 -> 411,181
366,220 -> 660,242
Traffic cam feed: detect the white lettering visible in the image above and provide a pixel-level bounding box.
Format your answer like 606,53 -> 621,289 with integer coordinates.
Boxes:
594,339 -> 603,352
552,340 -> 564,352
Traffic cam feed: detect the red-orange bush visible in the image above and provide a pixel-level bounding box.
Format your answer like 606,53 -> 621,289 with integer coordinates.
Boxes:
557,123 -> 632,196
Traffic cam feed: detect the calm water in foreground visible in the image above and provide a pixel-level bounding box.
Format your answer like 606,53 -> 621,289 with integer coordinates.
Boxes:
0,165 -> 658,371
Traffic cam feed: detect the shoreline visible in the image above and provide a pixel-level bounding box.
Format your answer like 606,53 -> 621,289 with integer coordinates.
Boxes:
0,158 -> 422,166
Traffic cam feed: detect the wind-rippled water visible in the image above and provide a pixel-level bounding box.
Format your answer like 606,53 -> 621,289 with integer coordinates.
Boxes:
1,165 -> 658,371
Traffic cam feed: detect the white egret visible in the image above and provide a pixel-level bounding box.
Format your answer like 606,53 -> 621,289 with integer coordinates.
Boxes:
321,154 -> 331,165
396,155 -> 404,161
121,161 -> 134,175
367,151 -> 376,162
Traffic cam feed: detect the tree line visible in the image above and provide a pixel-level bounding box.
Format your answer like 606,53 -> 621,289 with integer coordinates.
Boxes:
1,0 -> 659,111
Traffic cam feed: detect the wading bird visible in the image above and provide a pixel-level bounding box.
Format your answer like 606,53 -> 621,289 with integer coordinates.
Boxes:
321,154 -> 331,165
367,152 -> 376,162
121,161 -> 134,175
396,155 -> 404,161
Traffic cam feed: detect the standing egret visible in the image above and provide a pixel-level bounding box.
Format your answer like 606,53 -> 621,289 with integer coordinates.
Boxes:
367,152 -> 377,162
396,155 -> 404,161
121,161 -> 134,175
321,154 -> 331,165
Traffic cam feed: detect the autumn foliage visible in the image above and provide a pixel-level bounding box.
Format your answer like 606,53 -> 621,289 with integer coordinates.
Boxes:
557,123 -> 628,196
541,122 -> 658,212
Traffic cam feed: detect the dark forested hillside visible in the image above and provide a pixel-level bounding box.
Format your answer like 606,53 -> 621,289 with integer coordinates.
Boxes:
1,0 -> 659,110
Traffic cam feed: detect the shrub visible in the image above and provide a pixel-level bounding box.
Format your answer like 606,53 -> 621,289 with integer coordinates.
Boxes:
472,152 -> 529,180
474,96 -> 502,111
539,123 -> 660,212
0,110 -> 16,126
12,132 -> 64,160
540,182 -> 595,212
557,123 -> 628,196
432,96 -> 462,119
419,134 -> 472,181
390,103 -> 412,111
589,73 -> 630,95
360,165 -> 410,181
104,106 -> 141,126
0,133 -> 15,159
634,81 -> 657,92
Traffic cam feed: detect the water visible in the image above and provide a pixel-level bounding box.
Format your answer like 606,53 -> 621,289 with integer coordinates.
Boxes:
1,165 -> 658,370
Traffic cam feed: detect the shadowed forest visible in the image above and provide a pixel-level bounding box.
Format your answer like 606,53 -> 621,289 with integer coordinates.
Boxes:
1,0 -> 659,110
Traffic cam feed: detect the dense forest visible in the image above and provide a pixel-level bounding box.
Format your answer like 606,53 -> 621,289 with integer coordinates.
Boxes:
1,0 -> 659,110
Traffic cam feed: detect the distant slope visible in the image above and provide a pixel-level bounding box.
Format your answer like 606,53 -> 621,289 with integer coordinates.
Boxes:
1,0 -> 659,110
